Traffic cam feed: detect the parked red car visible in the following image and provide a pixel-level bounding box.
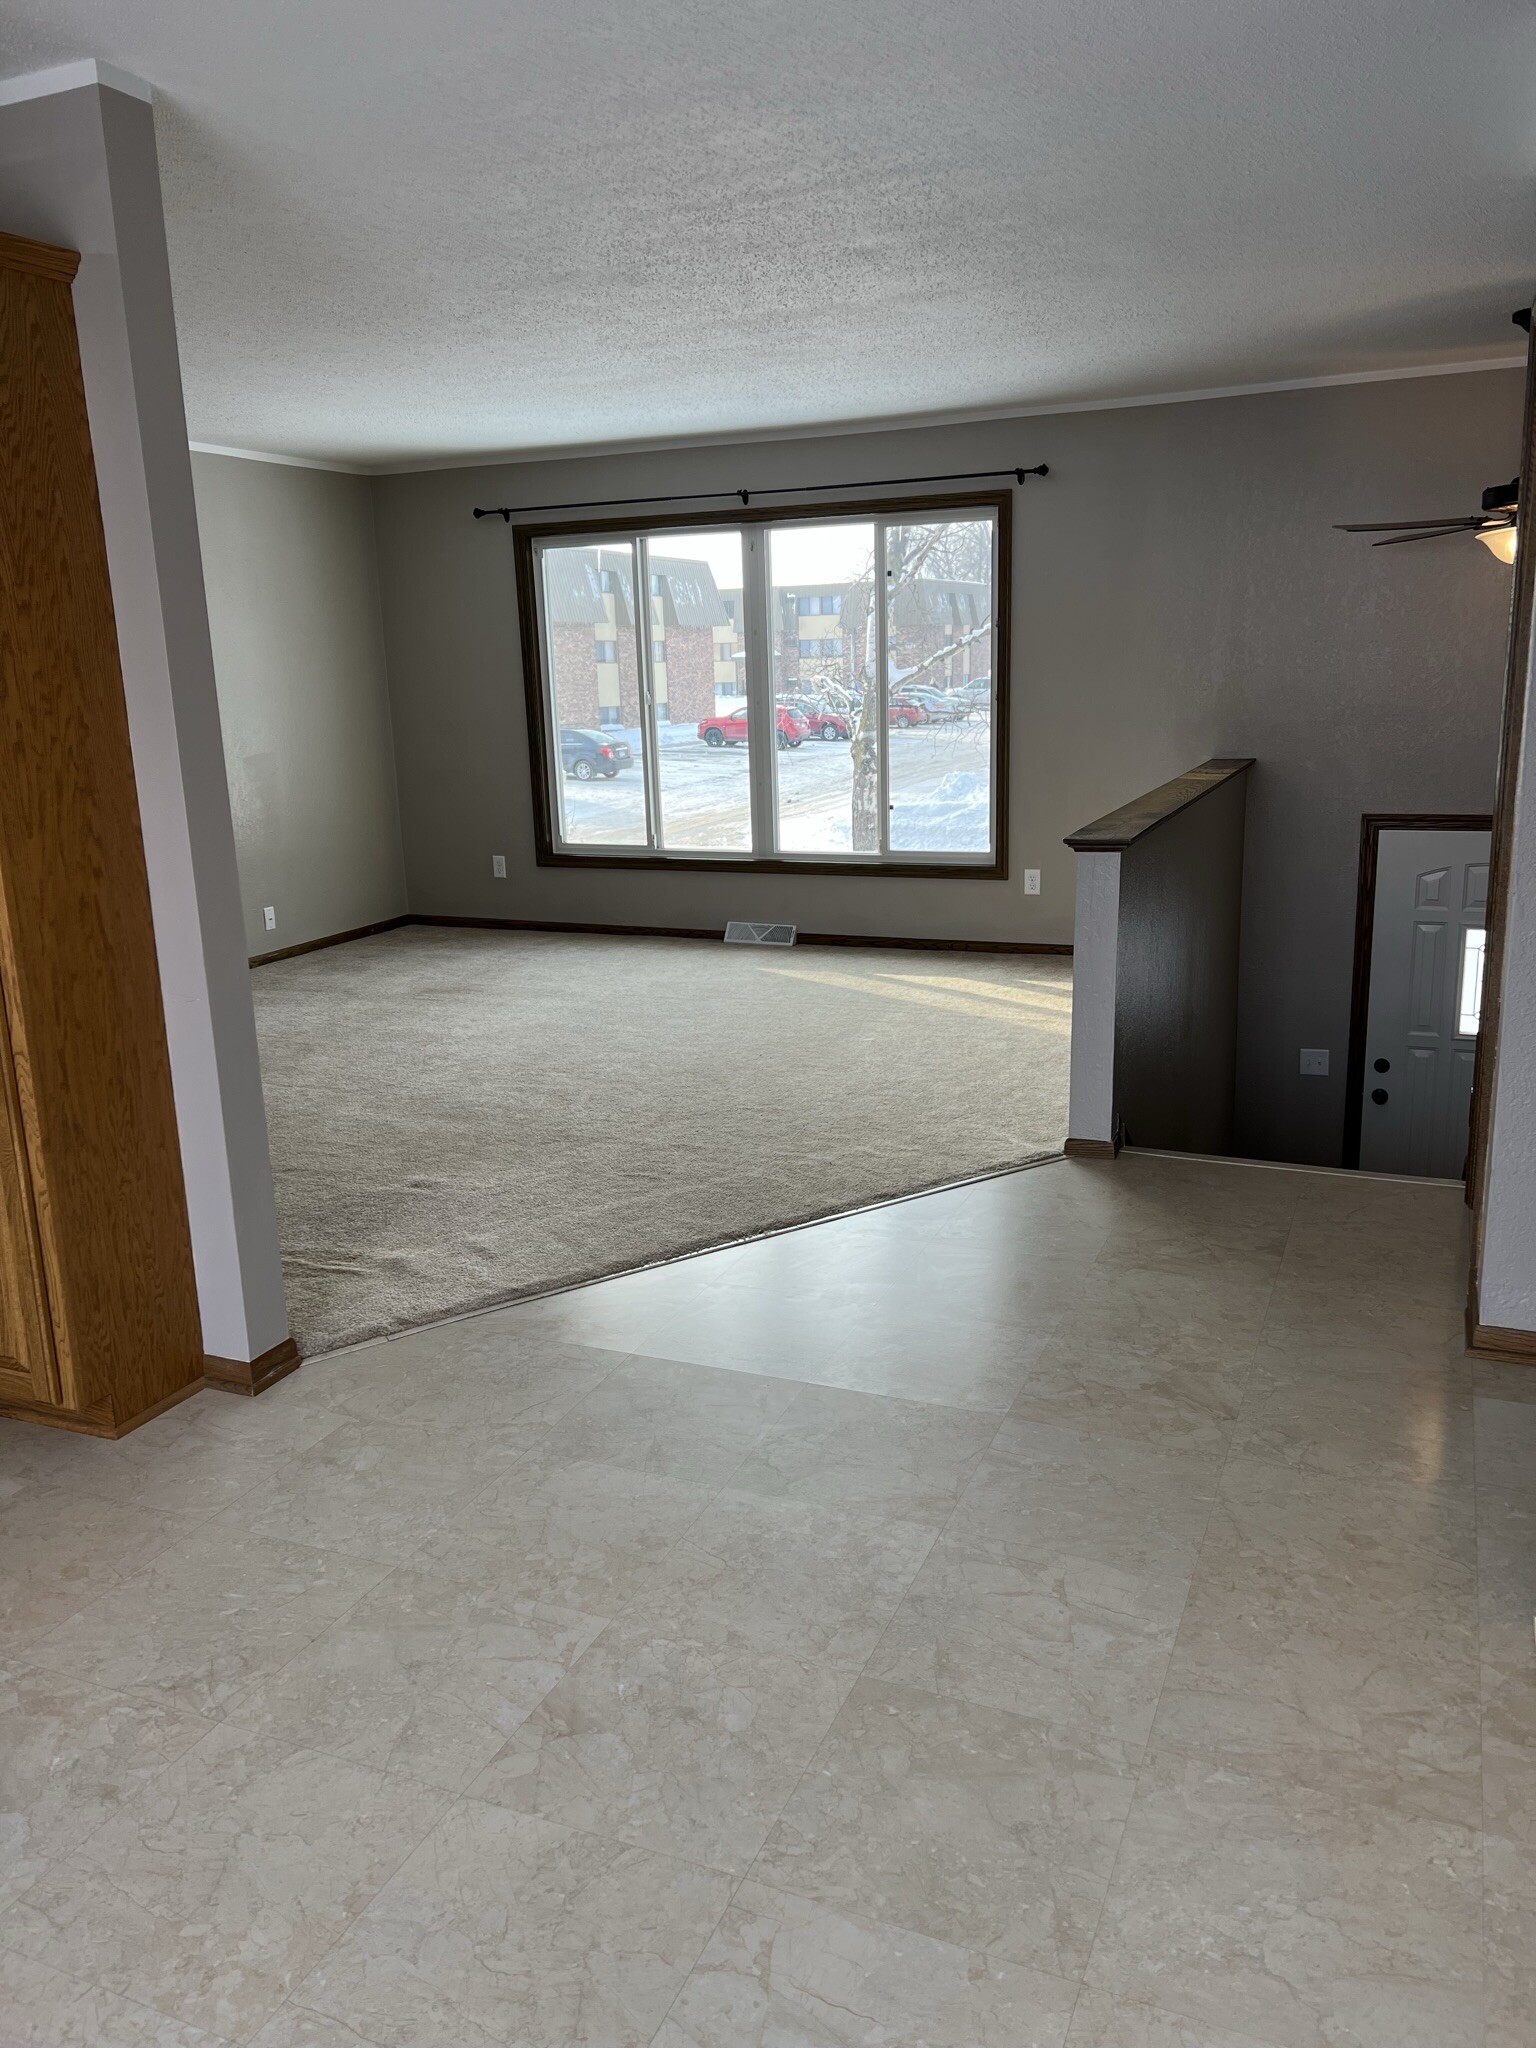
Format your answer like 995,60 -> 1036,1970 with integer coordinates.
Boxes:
805,705 -> 851,740
887,694 -> 930,727
698,705 -> 808,749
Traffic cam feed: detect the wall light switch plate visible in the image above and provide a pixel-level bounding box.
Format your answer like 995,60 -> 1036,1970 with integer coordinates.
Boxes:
491,854 -> 507,878
1024,869 -> 1041,895
1300,1048 -> 1329,1076
262,906 -> 277,932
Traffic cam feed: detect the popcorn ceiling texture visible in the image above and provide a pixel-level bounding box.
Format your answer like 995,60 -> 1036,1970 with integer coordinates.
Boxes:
0,0 -> 1530,464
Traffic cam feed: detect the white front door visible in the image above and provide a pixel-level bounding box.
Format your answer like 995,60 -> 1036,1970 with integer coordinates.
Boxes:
1359,827 -> 1490,1179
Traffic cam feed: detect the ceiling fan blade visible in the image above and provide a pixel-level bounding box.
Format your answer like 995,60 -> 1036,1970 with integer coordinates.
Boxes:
1370,527 -> 1473,546
1335,517 -> 1478,532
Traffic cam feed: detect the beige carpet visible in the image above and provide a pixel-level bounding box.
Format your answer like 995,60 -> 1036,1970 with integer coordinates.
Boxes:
252,925 -> 1072,1354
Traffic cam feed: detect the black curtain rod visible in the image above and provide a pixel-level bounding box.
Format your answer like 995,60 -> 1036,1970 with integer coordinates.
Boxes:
471,464 -> 1047,522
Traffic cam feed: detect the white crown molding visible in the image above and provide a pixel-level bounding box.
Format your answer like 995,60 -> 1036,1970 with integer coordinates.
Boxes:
0,59 -> 152,106
184,354 -> 1525,479
373,353 -> 1527,476
188,441 -> 371,478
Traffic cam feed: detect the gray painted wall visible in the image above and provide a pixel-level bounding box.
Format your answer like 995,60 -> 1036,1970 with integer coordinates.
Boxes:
193,452 -> 407,956
372,368 -> 1521,1168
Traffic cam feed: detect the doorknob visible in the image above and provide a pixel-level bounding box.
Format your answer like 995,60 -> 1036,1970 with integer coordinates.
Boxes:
1371,1088 -> 1389,1105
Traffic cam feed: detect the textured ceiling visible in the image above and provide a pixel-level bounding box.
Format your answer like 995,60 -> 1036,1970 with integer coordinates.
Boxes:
1,0 -> 1532,467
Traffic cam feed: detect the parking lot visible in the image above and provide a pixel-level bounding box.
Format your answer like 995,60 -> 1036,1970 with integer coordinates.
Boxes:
559,717 -> 994,853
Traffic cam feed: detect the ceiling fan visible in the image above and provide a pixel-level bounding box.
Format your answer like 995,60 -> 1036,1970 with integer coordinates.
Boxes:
1335,477 -> 1518,563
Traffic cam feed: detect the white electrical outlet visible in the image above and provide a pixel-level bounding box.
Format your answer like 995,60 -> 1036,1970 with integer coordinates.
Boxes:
1024,869 -> 1041,895
262,906 -> 277,932
1300,1048 -> 1329,1076
491,854 -> 507,879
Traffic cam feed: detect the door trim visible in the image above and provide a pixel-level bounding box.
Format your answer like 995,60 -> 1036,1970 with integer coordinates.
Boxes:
1342,813 -> 1492,1171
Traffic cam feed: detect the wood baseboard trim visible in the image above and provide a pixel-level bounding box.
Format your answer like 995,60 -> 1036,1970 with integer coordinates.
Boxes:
1063,1136 -> 1120,1159
410,914 -> 1071,957
203,1337 -> 302,1397
250,915 -> 410,968
1467,1318 -> 1536,1365
0,1377 -> 201,1439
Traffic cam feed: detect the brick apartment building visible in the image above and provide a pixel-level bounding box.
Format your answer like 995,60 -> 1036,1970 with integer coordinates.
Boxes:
542,548 -> 737,730
542,547 -> 992,731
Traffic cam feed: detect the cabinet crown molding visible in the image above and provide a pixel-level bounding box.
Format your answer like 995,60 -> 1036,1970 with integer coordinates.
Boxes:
0,228 -> 80,284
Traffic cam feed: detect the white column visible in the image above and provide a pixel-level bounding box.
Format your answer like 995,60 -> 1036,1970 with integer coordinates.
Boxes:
1479,620 -> 1536,1338
1067,848 -> 1121,1149
0,63 -> 289,1363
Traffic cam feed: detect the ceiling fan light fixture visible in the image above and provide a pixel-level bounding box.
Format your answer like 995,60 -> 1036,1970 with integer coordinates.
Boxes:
1478,524 -> 1518,564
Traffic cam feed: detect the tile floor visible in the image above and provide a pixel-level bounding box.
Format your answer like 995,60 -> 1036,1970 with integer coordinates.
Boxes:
0,1151 -> 1531,2047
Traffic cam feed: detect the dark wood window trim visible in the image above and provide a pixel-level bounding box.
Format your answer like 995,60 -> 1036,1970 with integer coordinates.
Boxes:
512,489 -> 1012,880
1341,812 -> 1493,1171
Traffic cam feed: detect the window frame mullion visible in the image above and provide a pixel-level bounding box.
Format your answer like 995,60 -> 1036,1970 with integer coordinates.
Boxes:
632,535 -> 663,852
742,526 -> 776,858
875,519 -> 891,858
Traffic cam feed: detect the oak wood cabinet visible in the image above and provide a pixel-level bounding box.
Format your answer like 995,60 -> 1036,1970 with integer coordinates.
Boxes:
0,227 -> 204,1437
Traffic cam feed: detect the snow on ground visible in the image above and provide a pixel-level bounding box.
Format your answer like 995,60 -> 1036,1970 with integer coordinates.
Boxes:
558,721 -> 993,855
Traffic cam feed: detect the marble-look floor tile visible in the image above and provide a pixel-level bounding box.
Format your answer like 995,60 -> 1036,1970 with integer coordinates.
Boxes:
25,1526 -> 393,1718
619,1491 -> 934,1668
1475,1381 -> 1536,1494
1152,1459 -> 1479,1783
654,1877 -> 1079,2048
1065,1990 -> 1290,2047
1293,1173 -> 1467,1229
530,1352 -> 802,1484
863,1532 -> 1180,1765
249,2009 -> 389,2048
0,1722 -> 449,2042
0,1409 -> 290,1520
292,1799 -> 734,2048
712,1312 -> 1057,1413
470,1618 -> 855,1874
0,1487 -> 207,1657
259,1342 -> 479,1432
1084,1745 -> 1484,2048
0,1662 -> 215,1909
490,1253 -> 746,1359
725,1385 -> 1000,1526
926,1170 -> 1115,1260
1016,1266 -> 1270,1380
1090,1205 -> 1291,1279
1474,1388 -> 1536,1670
384,1330 -> 631,1443
424,1456 -> 717,1612
160,1384 -> 348,1457
207,1418 -> 526,1567
753,1676 -> 1137,1979
1262,1266 -> 1466,1347
1006,1324 -> 1251,1454
0,1946 -> 230,2047
1474,1358 -> 1536,1404
949,1422 -> 1221,1612
1482,1656 -> 1536,2048
1229,1344 -> 1473,1493
219,1563 -> 607,1793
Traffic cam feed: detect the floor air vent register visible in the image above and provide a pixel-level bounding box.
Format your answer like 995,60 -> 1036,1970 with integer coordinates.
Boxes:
724,921 -> 797,947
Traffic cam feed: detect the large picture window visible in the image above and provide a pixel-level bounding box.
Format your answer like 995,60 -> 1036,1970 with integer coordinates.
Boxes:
517,491 -> 1008,874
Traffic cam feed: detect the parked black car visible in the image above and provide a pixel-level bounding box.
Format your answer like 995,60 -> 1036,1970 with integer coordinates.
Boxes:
560,727 -> 632,779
